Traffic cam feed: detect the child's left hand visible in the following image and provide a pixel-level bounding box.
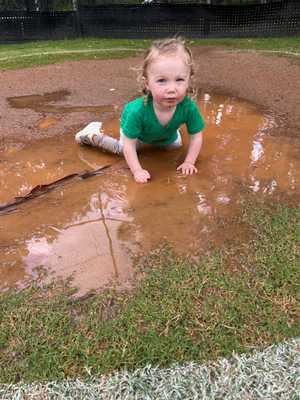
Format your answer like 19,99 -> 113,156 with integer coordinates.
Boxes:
177,162 -> 198,175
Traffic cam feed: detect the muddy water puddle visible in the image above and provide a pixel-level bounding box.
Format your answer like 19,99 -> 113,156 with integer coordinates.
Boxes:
1,93 -> 299,295
7,90 -> 116,115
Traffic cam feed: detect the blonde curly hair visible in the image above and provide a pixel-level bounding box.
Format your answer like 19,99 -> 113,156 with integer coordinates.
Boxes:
139,37 -> 196,100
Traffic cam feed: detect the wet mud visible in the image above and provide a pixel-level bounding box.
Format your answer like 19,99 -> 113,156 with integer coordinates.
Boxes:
7,90 -> 115,115
1,91 -> 299,296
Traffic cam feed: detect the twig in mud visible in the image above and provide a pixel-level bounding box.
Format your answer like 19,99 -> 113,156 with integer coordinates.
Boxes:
0,163 -> 126,217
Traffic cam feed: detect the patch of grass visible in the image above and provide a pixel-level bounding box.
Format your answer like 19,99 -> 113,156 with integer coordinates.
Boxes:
0,36 -> 299,70
0,38 -> 150,70
1,338 -> 299,399
0,37 -> 149,53
0,49 -> 143,70
0,204 -> 299,384
192,36 -> 300,53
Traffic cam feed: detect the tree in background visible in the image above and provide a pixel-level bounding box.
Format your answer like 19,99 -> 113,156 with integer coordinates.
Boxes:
0,0 -> 73,11
0,0 -> 35,10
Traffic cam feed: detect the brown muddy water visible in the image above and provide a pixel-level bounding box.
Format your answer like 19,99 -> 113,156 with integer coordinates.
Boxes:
1,93 -> 299,296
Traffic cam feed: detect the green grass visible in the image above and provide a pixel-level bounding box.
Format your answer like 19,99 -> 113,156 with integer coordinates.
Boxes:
1,338 -> 299,399
0,36 -> 299,70
192,36 -> 300,52
0,203 -> 299,384
0,38 -> 150,70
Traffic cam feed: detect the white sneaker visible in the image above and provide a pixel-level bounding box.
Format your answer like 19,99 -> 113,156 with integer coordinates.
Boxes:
75,122 -> 103,145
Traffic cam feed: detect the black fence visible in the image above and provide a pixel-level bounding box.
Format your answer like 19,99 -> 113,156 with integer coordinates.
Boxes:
0,0 -> 299,43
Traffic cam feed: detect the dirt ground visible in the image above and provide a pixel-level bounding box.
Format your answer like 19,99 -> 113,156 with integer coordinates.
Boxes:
0,47 -> 300,144
0,47 -> 299,295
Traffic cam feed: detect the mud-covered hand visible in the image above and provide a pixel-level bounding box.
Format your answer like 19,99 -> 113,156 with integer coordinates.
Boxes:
177,132 -> 203,175
133,168 -> 151,183
177,162 -> 198,175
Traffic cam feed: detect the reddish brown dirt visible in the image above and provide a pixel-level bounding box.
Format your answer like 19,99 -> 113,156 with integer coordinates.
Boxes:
1,47 -> 299,295
1,47 -> 300,144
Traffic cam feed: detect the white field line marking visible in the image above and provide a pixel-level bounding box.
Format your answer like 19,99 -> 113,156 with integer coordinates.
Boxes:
0,337 -> 299,399
0,47 -> 144,61
0,47 -> 299,63
227,48 -> 300,57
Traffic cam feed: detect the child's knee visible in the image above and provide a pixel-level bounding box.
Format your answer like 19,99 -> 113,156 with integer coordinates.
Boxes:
165,132 -> 182,151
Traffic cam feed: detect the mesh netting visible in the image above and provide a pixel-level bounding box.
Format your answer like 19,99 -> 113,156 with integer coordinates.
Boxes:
0,0 -> 299,42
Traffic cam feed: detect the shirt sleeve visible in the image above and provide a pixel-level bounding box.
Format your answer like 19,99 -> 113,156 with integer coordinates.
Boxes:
121,108 -> 143,139
186,99 -> 205,135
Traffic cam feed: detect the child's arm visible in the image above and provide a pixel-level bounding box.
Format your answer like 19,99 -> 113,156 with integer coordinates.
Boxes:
123,136 -> 151,183
177,131 -> 203,175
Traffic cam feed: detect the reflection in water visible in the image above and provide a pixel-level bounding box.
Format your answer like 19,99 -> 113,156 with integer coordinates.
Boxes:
251,139 -> 264,163
98,192 -> 119,279
0,93 -> 299,295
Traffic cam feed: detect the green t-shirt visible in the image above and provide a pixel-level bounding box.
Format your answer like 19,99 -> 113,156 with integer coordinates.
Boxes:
121,96 -> 205,146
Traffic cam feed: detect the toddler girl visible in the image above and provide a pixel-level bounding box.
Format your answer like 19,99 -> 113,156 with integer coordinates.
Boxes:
75,37 -> 205,183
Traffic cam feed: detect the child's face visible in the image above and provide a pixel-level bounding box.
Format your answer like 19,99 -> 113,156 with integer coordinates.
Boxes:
146,53 -> 190,110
